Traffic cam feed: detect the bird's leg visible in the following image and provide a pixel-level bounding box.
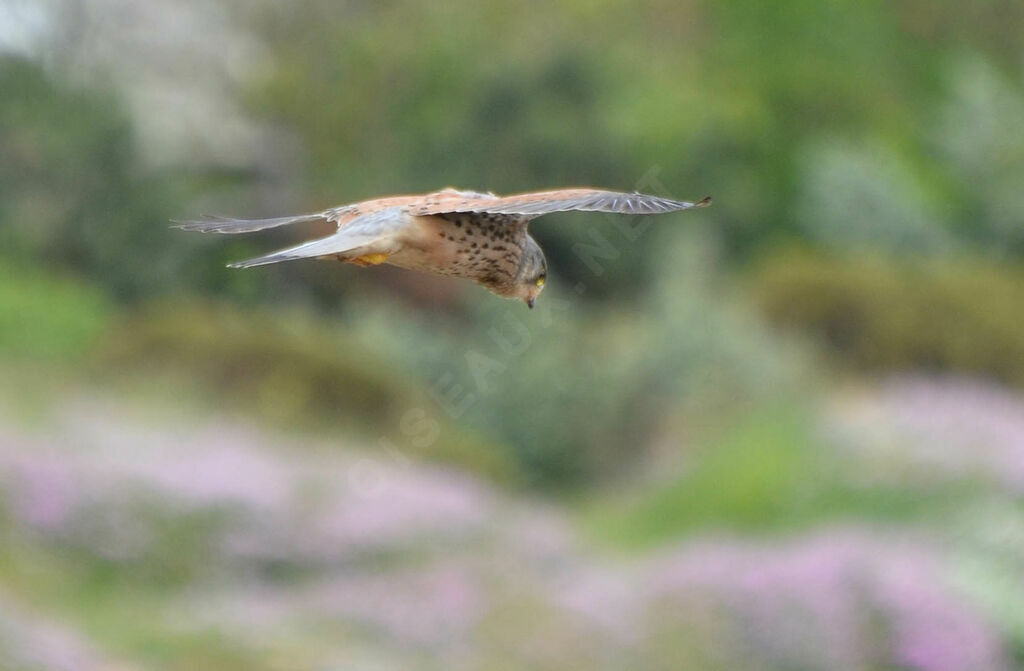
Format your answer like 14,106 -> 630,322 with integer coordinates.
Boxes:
348,253 -> 390,266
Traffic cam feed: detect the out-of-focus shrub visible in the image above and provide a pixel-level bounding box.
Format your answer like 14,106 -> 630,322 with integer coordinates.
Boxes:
589,405 -> 830,546
0,56 -> 232,301
94,299 -> 519,482
934,54 -> 1024,256
348,231 -> 810,488
751,249 -> 1024,385
590,377 -> 1015,548
794,138 -> 952,254
98,299 -> 422,428
0,258 -> 113,363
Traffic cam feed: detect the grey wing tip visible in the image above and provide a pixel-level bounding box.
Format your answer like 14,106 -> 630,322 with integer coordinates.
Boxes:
171,216 -> 230,232
225,259 -> 262,269
226,255 -> 274,269
172,212 -> 328,234
226,251 -> 298,269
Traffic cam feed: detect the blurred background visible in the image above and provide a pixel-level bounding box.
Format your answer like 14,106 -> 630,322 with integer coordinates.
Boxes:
1,0 -> 1023,669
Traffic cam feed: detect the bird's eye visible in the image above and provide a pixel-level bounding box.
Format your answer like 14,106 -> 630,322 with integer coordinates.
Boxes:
535,276 -> 546,287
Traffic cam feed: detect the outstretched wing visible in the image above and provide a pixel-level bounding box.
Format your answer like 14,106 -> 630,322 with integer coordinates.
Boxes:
409,189 -> 711,218
172,207 -> 355,234
225,207 -> 407,268
172,193 -> 436,234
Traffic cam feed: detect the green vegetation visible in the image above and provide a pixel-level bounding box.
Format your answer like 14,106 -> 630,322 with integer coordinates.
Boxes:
0,532 -> 271,671
102,300 -> 419,428
751,250 -> 1024,385
96,298 -> 521,483
0,258 -> 113,363
590,404 -> 824,544
586,401 -> 989,548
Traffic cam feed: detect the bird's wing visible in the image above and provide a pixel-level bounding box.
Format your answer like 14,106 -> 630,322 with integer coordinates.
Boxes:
171,190 -> 443,233
226,207 -> 407,268
409,189 -> 711,218
174,189 -> 708,233
172,206 -> 359,234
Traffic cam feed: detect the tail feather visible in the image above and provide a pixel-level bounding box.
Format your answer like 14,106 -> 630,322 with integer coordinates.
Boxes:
189,205 -> 407,269
227,231 -> 384,268
172,212 -> 329,234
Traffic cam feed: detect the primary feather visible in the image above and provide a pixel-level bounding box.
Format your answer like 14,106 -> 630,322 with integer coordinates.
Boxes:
172,212 -> 331,234
412,189 -> 710,217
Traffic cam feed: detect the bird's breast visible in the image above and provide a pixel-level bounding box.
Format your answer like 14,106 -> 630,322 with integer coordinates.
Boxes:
386,214 -> 524,287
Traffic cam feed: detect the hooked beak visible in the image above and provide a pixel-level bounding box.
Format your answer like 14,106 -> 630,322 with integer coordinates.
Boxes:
526,296 -> 536,309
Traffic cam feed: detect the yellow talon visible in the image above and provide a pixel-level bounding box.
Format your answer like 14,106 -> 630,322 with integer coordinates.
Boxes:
350,253 -> 389,266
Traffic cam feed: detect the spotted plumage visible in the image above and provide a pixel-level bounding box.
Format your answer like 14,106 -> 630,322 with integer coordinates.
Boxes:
175,187 -> 711,308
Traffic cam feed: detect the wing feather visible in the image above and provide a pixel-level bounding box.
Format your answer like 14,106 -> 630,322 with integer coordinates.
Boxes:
171,205 -> 365,234
171,189 -> 440,234
409,189 -> 710,218
173,212 -> 327,234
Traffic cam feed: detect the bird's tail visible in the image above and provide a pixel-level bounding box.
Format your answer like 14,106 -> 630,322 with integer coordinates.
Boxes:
223,206 -> 406,268
226,232 -> 380,268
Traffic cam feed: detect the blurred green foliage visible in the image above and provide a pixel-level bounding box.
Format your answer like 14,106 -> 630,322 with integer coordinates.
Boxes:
592,404 -> 825,544
587,400 -> 985,548
96,298 -> 520,482
0,56 -> 242,301
0,257 -> 112,362
0,534 -> 269,671
751,249 -> 1024,386
101,299 -> 416,427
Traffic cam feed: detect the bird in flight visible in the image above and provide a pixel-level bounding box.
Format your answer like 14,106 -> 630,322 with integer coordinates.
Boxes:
176,188 -> 710,308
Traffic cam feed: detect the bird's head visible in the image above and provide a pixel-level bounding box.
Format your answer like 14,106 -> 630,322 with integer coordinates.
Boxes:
512,236 -> 547,309
477,234 -> 547,307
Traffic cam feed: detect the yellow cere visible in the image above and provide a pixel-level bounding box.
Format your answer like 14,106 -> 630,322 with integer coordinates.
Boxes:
536,277 -> 546,287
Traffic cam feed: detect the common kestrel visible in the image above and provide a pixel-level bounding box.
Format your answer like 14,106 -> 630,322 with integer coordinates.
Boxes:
176,188 -> 711,307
